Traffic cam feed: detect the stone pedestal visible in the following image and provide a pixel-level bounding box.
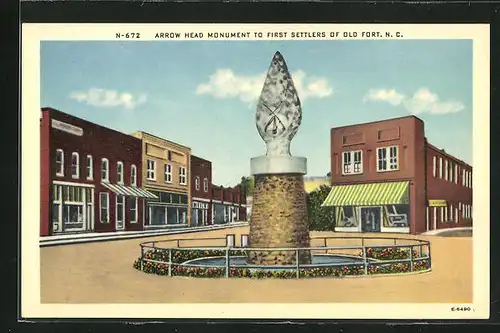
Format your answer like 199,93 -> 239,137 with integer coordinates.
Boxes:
247,173 -> 311,265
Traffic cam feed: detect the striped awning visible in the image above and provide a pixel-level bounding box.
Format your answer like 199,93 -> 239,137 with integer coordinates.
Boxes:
101,182 -> 158,199
321,181 -> 409,207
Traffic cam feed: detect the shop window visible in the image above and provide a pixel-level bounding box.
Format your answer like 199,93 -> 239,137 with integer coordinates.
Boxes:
101,158 -> 109,182
164,164 -> 172,183
336,206 -> 357,227
386,204 -> 409,228
179,167 -> 187,185
129,197 -> 137,223
147,160 -> 156,180
117,162 -> 124,184
440,207 -> 445,223
86,155 -> 93,180
99,192 -> 109,223
131,165 -> 137,186
71,152 -> 79,179
342,150 -> 363,175
55,149 -> 64,176
195,176 -> 201,191
455,207 -> 459,223
376,146 -> 398,172
433,207 -> 437,228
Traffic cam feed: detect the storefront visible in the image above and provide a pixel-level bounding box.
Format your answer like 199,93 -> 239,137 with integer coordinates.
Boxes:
212,201 -> 226,224
191,200 -> 209,226
145,190 -> 189,227
52,181 -> 94,234
321,181 -> 410,233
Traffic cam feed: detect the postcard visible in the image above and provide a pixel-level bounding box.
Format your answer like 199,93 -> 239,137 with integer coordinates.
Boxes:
21,23 -> 490,320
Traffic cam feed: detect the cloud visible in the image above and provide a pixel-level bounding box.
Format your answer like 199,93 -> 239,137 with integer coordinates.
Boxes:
195,68 -> 333,103
69,88 -> 147,110
363,87 -> 465,115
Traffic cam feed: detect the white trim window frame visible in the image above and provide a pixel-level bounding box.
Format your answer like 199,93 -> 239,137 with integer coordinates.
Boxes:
454,164 -> 458,184
455,206 -> 459,224
131,164 -> 137,186
439,157 -> 443,179
56,149 -> 64,177
432,156 -> 437,178
86,155 -> 93,180
146,160 -> 156,181
71,152 -> 79,179
129,197 -> 138,223
376,146 -> 398,172
99,192 -> 109,223
440,207 -> 445,223
179,166 -> 187,185
450,205 -> 454,222
203,177 -> 209,192
342,150 -> 363,175
449,162 -> 454,183
433,207 -> 437,230
444,205 -> 448,222
101,158 -> 109,182
444,159 -> 448,181
469,171 -> 472,188
164,164 -> 172,183
116,195 -> 125,229
117,161 -> 124,184
195,176 -> 201,191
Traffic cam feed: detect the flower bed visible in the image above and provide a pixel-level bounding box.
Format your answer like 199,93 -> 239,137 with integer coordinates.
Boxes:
363,247 -> 422,260
133,248 -> 431,279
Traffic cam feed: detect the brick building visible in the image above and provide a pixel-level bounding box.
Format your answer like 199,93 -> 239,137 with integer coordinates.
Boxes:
321,115 -> 472,235
40,107 -> 157,236
211,185 -> 247,224
190,155 -> 212,226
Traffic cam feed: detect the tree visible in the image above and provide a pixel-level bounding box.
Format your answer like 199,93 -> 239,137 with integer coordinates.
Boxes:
239,176 -> 255,196
306,184 -> 336,231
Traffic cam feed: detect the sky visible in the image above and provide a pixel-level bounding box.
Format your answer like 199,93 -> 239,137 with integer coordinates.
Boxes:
40,39 -> 472,187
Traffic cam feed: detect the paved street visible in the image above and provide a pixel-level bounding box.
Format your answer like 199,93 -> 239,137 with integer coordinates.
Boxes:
40,227 -> 472,303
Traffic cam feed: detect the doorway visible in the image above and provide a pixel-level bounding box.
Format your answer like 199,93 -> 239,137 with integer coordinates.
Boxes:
360,207 -> 381,232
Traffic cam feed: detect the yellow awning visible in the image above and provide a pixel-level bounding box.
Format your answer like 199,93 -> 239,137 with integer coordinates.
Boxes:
321,181 -> 409,207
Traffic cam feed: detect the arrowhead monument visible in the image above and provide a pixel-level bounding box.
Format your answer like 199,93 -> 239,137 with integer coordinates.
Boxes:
247,51 -> 312,266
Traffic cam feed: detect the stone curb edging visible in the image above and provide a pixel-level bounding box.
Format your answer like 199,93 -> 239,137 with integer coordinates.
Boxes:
39,222 -> 249,247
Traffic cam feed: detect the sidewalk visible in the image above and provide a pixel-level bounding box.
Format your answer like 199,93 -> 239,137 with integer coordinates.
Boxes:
420,226 -> 472,236
40,221 -> 249,247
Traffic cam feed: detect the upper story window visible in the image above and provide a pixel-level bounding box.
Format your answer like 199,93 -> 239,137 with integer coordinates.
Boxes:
164,164 -> 172,183
55,149 -> 64,177
454,164 -> 458,184
376,146 -> 398,172
86,155 -> 93,180
342,150 -> 363,175
439,157 -> 443,179
71,152 -> 79,179
449,162 -> 453,183
117,161 -> 124,184
444,160 -> 449,181
167,151 -> 172,161
195,176 -> 201,191
131,164 -> 137,186
101,158 -> 109,182
432,156 -> 437,178
146,160 -> 156,180
179,167 -> 187,185
203,177 -> 209,192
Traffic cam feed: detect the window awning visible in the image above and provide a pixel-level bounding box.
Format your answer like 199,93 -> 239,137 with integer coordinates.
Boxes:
101,182 -> 158,199
321,181 -> 409,207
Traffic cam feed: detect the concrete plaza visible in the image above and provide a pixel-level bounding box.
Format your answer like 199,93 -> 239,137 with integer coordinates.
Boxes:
40,226 -> 472,303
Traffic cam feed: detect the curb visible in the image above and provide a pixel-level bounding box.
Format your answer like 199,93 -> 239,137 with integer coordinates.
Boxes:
40,222 -> 249,247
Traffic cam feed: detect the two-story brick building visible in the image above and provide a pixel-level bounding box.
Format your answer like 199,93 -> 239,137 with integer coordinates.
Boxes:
131,132 -> 191,228
40,107 -> 157,236
211,185 -> 247,224
190,155 -> 212,226
321,115 -> 472,235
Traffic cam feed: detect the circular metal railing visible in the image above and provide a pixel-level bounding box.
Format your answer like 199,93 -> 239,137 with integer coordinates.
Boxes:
136,235 -> 432,279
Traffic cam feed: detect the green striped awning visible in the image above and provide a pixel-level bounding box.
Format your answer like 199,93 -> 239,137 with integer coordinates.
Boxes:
321,181 -> 409,207
101,182 -> 158,199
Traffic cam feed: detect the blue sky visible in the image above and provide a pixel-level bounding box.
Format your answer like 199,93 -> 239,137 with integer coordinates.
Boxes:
41,40 -> 472,186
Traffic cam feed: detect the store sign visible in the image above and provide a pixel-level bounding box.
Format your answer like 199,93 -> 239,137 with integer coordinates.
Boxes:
429,200 -> 447,207
192,201 -> 209,210
51,119 -> 84,136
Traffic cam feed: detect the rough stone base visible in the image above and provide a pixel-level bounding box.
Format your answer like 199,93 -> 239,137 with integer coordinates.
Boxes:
247,173 -> 311,265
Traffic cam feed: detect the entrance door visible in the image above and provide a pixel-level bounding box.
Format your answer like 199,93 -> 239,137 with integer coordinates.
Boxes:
86,204 -> 93,231
361,207 -> 381,232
